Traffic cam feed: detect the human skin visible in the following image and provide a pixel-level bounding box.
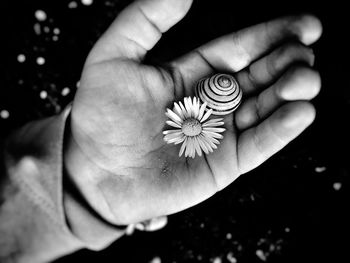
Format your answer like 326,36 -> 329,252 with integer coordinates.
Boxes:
64,0 -> 322,225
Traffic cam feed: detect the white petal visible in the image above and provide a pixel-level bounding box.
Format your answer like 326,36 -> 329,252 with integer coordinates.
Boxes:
200,108 -> 213,123
187,137 -> 194,158
179,137 -> 188,157
190,138 -> 196,158
167,136 -> 185,144
179,101 -> 188,118
184,137 -> 191,157
203,127 -> 226,133
164,132 -> 183,142
197,135 -> 209,154
202,121 -> 225,127
198,102 -> 207,120
163,129 -> 182,135
204,134 -> 221,145
185,97 -> 194,118
166,120 -> 182,128
192,97 -> 199,118
202,135 -> 218,149
202,118 -> 224,126
189,137 -> 197,158
199,134 -> 214,152
193,137 -> 202,156
173,102 -> 185,120
205,118 -> 224,123
203,130 -> 224,139
166,109 -> 183,124
174,136 -> 186,145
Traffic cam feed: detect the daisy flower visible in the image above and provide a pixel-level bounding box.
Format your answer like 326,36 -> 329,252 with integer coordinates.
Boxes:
163,96 -> 226,158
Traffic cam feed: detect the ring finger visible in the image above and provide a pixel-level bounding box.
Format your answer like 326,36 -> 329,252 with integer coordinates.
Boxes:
235,64 -> 321,131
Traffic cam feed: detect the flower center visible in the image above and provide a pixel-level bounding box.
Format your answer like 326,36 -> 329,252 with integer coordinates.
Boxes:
182,118 -> 202,137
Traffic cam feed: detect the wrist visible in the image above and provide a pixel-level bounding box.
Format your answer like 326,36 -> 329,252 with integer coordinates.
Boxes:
63,116 -> 117,224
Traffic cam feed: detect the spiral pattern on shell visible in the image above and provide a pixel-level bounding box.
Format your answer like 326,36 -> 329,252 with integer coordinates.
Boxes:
194,73 -> 242,115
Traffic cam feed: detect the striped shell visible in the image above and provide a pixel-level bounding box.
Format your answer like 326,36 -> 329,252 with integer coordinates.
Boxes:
195,73 -> 242,115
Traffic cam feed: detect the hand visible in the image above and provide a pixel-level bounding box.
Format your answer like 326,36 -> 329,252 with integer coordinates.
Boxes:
64,0 -> 322,225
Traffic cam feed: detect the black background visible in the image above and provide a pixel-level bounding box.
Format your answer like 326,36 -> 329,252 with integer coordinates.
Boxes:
2,0 -> 350,262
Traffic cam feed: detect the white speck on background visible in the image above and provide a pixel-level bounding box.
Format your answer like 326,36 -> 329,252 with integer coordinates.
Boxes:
250,193 -> 255,201
257,238 -> 266,246
315,166 -> 327,173
76,81 -> 81,88
36,57 -> 45,65
0,110 -> 10,119
53,28 -> 60,34
226,233 -> 232,239
34,23 -> 41,35
40,91 -> 48,99
44,26 -> 50,33
333,182 -> 342,191
52,35 -> 59,41
81,0 -> 93,5
285,227 -> 290,233
35,10 -> 47,21
149,256 -> 161,263
17,54 -> 26,63
212,257 -> 222,263
68,1 -> 78,8
226,252 -> 237,263
256,249 -> 267,261
61,87 -> 70,96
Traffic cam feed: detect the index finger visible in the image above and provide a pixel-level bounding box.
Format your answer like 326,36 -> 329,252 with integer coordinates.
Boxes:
87,0 -> 193,64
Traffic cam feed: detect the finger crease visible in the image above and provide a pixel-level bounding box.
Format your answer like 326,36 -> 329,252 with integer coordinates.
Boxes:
253,126 -> 267,161
138,5 -> 163,35
203,153 -> 219,192
254,96 -> 262,121
194,50 -> 216,72
247,67 -> 259,91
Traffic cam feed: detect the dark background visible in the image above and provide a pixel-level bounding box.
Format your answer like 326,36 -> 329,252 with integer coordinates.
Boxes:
2,0 -> 349,262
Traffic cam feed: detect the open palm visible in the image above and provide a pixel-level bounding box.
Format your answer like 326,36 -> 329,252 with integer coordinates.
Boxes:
64,0 -> 322,225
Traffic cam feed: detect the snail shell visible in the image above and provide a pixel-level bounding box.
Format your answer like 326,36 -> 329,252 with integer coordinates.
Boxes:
195,73 -> 242,115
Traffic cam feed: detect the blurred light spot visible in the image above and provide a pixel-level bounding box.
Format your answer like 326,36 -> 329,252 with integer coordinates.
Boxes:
315,166 -> 326,173
44,26 -> 50,33
81,0 -> 93,5
226,233 -> 232,239
0,110 -> 10,119
34,23 -> 41,35
61,87 -> 71,96
212,257 -> 222,263
40,90 -> 48,99
333,182 -> 342,191
226,252 -> 237,263
149,256 -> 161,263
17,54 -> 26,63
53,28 -> 60,34
35,10 -> 47,21
68,1 -> 78,8
285,227 -> 290,233
36,57 -> 46,65
53,35 -> 59,41
255,249 -> 267,261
